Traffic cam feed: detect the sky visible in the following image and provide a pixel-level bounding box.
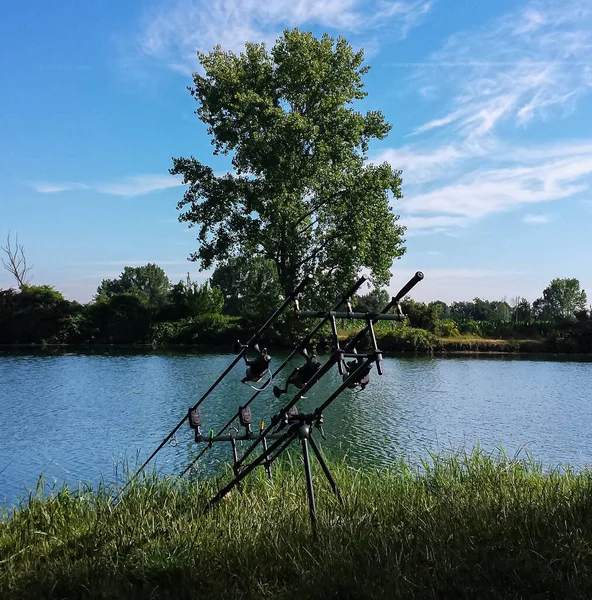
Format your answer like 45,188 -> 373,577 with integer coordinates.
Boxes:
0,0 -> 591,305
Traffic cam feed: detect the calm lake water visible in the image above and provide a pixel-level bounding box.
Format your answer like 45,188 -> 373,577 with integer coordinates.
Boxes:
1,349 -> 591,506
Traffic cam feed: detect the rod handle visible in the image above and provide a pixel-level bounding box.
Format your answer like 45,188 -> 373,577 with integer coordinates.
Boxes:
393,271 -> 424,303
293,273 -> 314,296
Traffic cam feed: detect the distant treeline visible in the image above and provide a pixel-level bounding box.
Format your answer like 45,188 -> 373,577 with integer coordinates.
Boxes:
0,261 -> 590,353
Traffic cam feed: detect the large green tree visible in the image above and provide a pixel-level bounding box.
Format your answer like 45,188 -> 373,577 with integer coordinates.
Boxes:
535,278 -> 587,321
171,29 -> 405,303
211,256 -> 282,319
169,275 -> 224,318
95,263 -> 171,309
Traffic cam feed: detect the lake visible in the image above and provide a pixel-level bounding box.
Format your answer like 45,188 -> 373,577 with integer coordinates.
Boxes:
1,349 -> 591,506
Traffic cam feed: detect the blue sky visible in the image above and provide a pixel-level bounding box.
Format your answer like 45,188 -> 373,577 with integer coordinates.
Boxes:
1,0 -> 591,305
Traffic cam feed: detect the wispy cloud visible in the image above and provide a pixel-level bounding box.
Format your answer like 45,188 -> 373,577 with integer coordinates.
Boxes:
399,214 -> 471,229
29,175 -> 183,197
522,214 -> 551,223
31,182 -> 89,194
133,0 -> 432,74
86,260 -> 191,266
411,1 -> 592,138
405,151 -> 592,219
377,0 -> 592,236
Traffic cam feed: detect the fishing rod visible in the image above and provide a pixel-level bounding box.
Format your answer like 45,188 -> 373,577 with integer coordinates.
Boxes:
114,273 -> 313,502
232,272 -> 424,472
204,272 -> 425,532
179,275 -> 369,477
205,351 -> 380,521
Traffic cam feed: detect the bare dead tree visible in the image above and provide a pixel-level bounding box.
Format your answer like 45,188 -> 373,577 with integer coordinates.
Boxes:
1,232 -> 33,288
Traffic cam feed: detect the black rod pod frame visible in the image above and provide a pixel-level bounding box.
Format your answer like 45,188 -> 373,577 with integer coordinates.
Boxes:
233,271 -> 424,474
206,272 -> 424,534
178,275 -> 369,477
113,274 -> 314,504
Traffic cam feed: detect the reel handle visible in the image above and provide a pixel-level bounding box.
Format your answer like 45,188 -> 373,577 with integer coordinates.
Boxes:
233,339 -> 248,354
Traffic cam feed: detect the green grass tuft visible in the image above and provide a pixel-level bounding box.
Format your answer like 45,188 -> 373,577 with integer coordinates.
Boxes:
2,450 -> 592,599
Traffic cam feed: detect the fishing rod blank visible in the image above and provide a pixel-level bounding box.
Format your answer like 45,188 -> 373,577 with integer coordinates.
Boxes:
114,273 -> 313,502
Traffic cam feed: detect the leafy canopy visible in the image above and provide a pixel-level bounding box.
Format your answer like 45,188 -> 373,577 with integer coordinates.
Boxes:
96,263 -> 171,309
171,29 -> 405,300
211,256 -> 282,319
535,278 -> 587,321
169,275 -> 224,318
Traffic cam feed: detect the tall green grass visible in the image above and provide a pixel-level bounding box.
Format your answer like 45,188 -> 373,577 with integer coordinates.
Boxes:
2,450 -> 592,599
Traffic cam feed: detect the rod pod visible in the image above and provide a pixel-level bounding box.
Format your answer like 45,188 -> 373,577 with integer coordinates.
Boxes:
113,273 -> 313,504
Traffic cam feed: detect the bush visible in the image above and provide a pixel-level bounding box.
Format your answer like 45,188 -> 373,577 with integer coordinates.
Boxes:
439,318 -> 460,338
148,315 -> 242,346
378,326 -> 437,352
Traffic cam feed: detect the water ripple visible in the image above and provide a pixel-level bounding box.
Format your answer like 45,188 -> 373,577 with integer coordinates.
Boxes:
1,351 -> 591,505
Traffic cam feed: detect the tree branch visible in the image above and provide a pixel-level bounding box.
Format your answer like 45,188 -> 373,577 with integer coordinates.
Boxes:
294,232 -> 341,269
294,189 -> 347,229
1,232 -> 32,288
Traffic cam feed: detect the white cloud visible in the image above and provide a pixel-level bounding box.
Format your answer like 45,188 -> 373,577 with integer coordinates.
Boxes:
522,214 -> 551,223
374,145 -> 469,184
95,175 -> 183,196
134,0 -> 432,74
411,1 -> 592,139
405,153 -> 592,219
30,182 -> 89,194
29,175 -> 183,197
399,214 -> 471,229
376,1 -> 592,237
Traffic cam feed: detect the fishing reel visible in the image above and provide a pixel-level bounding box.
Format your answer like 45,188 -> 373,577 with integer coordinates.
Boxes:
237,340 -> 272,389
273,349 -> 321,398
342,355 -> 373,391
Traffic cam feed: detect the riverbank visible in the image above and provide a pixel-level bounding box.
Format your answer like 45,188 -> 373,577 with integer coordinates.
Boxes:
2,452 -> 592,599
0,336 -> 564,356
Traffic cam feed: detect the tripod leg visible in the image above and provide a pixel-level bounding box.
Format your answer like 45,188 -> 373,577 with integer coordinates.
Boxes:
308,434 -> 343,505
301,437 -> 318,536
230,437 -> 242,490
207,430 -> 292,511
260,436 -> 273,482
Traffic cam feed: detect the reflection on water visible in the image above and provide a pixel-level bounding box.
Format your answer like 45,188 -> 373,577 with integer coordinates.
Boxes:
1,349 -> 591,505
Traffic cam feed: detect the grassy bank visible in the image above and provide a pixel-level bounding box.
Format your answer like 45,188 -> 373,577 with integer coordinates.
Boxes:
3,452 -> 592,599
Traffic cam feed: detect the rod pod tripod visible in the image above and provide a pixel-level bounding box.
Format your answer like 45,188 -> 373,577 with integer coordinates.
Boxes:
203,272 -> 424,534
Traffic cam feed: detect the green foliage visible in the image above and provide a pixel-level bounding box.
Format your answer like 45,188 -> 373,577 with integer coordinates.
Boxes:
450,298 -> 512,322
211,256 -> 282,320
96,263 -> 171,309
354,287 -> 389,313
378,325 -> 437,352
4,452 -> 592,599
400,298 -> 445,333
0,285 -> 82,344
439,318 -> 460,338
457,319 -> 482,335
534,277 -> 587,321
171,29 -> 405,299
545,320 -> 592,353
512,297 -> 532,323
85,293 -> 151,344
168,276 -> 224,319
148,315 -> 242,346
